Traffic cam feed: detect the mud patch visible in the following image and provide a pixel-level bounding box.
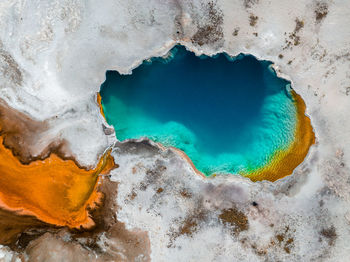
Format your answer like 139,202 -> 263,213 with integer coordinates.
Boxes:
219,207 -> 249,234
315,2 -> 328,23
284,18 -> 304,49
191,1 -> 223,46
168,206 -> 208,247
180,189 -> 192,198
0,209 -> 51,249
249,14 -> 258,27
275,233 -> 294,254
320,226 -> 337,246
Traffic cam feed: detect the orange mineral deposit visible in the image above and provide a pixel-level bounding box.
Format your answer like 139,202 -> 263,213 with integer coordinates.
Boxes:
0,139 -> 115,228
97,93 -> 106,119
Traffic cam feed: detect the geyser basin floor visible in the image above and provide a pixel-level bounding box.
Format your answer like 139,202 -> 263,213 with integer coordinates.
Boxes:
101,46 -> 315,181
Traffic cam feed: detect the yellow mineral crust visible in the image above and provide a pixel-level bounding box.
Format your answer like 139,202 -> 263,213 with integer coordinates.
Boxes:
97,93 -> 106,119
245,91 -> 315,182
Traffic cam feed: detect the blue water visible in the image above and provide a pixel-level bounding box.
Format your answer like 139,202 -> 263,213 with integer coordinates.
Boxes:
100,46 -> 296,175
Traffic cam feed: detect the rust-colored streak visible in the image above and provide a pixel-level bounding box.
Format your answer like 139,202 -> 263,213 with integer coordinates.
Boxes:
97,93 -> 106,120
247,91 -> 316,182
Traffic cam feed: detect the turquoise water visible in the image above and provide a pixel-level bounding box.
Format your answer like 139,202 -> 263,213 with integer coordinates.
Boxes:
100,46 -> 297,175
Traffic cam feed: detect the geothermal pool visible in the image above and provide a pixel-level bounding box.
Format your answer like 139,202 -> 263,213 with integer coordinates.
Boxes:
100,46 -> 314,181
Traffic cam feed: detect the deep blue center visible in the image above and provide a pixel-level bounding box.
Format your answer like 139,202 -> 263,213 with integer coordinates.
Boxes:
100,46 -> 296,175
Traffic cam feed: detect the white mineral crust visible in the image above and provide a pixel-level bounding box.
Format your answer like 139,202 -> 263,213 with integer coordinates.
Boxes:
0,0 -> 350,261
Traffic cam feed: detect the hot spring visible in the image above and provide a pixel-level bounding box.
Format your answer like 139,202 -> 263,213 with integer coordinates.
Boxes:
100,46 -> 315,181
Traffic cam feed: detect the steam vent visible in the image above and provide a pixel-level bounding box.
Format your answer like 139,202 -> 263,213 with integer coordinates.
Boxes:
0,1 -> 349,261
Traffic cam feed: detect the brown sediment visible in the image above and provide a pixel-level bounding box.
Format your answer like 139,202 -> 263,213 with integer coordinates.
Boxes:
0,99 -> 85,167
0,208 -> 50,247
0,98 -> 116,232
246,90 -> 315,182
0,99 -> 48,164
169,208 -> 208,247
219,207 -> 249,234
67,178 -> 151,262
320,226 -> 337,246
191,2 -> 224,47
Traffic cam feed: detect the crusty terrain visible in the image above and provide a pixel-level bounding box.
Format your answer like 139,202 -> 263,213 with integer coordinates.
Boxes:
0,0 -> 349,261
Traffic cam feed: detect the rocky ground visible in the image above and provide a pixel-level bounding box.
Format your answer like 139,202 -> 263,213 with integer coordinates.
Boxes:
0,0 -> 349,261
